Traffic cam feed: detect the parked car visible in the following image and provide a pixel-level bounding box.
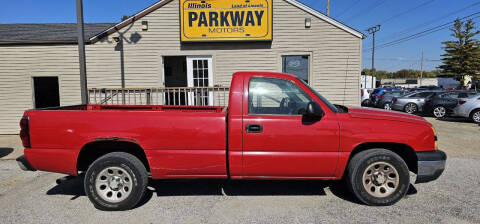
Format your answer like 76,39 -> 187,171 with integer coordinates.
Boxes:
361,88 -> 374,106
16,72 -> 446,210
375,90 -> 406,110
370,88 -> 401,105
391,91 -> 441,114
452,94 -> 480,123
423,91 -> 478,118
418,85 -> 442,90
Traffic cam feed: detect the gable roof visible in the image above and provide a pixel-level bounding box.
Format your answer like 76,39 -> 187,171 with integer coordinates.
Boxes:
89,0 -> 365,43
0,23 -> 115,45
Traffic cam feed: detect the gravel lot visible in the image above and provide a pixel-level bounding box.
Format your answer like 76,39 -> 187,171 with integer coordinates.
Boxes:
0,117 -> 479,224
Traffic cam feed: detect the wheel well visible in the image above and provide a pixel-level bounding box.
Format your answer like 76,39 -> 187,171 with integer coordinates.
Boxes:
349,142 -> 418,174
470,108 -> 480,118
77,141 -> 150,173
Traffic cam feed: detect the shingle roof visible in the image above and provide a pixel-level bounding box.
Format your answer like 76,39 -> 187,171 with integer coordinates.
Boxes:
0,23 -> 115,44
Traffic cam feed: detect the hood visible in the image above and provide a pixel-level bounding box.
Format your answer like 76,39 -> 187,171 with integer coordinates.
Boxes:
347,106 -> 431,126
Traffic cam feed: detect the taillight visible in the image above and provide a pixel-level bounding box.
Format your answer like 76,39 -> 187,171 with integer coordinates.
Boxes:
458,100 -> 466,105
393,98 -> 397,103
361,91 -> 364,97
378,95 -> 384,100
426,98 -> 433,102
19,116 -> 31,148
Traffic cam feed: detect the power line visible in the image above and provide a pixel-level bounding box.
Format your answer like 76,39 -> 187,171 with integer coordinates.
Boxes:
370,1 -> 480,47
363,11 -> 480,52
344,0 -> 389,22
372,0 -> 436,27
336,0 -> 361,18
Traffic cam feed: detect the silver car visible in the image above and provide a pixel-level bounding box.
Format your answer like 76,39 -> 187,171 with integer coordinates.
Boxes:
391,91 -> 440,114
452,94 -> 480,123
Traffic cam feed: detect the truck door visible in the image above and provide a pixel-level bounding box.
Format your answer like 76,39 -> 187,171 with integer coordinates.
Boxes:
242,76 -> 340,178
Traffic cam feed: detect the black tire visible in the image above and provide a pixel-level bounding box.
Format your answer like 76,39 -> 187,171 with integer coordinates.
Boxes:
362,99 -> 372,107
346,149 -> 410,206
84,152 -> 148,211
470,109 -> 480,123
404,103 -> 418,114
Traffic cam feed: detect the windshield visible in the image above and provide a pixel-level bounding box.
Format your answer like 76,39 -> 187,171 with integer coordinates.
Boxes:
298,78 -> 339,113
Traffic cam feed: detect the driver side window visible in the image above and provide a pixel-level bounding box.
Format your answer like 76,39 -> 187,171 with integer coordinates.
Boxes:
249,77 -> 312,115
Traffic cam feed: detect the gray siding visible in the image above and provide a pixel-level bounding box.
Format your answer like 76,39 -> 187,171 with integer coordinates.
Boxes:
0,0 -> 361,134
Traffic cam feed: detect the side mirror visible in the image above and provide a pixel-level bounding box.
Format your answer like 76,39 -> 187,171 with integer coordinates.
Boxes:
305,101 -> 324,118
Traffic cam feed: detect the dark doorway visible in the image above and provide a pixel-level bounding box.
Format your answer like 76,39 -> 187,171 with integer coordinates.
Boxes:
33,77 -> 60,108
163,56 -> 187,105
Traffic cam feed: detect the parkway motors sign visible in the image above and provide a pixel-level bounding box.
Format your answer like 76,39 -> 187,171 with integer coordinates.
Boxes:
180,0 -> 273,42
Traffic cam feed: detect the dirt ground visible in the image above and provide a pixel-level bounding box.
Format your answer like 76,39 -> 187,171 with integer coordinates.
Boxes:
425,117 -> 480,157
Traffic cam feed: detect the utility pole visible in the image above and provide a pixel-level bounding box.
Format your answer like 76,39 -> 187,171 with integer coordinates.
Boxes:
326,0 -> 330,16
76,0 -> 88,104
420,51 -> 424,86
367,25 -> 381,88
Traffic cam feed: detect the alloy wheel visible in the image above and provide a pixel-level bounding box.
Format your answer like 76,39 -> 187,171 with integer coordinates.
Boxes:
384,103 -> 392,110
405,103 -> 417,114
473,111 -> 480,123
433,106 -> 446,118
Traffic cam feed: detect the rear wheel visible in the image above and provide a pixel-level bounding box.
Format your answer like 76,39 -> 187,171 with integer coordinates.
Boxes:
470,109 -> 480,123
433,106 -> 446,118
84,152 -> 148,211
404,103 -> 418,114
346,149 -> 410,206
362,99 -> 372,107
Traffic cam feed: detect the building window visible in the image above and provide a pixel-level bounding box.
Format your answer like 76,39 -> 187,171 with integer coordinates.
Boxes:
282,55 -> 309,83
248,77 -> 312,115
33,77 -> 60,108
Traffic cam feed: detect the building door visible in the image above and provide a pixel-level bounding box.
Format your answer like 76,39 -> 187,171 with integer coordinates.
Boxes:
186,56 -> 213,106
163,56 -> 188,105
33,77 -> 60,108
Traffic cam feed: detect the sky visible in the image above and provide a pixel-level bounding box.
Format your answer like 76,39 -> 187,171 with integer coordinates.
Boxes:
1,0 -> 480,72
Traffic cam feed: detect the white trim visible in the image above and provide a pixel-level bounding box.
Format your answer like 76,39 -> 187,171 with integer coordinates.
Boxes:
284,0 -> 365,39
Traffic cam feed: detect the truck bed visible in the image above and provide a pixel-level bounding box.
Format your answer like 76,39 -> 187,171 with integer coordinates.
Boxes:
24,104 -> 228,178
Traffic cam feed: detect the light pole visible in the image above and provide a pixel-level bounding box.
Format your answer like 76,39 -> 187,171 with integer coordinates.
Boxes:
367,25 -> 381,88
76,0 -> 88,104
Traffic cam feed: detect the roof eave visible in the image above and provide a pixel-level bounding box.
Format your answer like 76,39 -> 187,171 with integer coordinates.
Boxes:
89,0 -> 173,44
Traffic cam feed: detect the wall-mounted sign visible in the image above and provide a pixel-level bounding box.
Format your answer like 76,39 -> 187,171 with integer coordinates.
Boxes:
180,0 -> 273,42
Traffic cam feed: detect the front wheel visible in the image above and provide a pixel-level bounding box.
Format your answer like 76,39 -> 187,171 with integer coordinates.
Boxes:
346,149 -> 410,206
470,109 -> 480,123
433,106 -> 446,118
84,152 -> 148,211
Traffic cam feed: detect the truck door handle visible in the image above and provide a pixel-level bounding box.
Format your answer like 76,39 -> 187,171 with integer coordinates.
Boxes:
246,124 -> 263,133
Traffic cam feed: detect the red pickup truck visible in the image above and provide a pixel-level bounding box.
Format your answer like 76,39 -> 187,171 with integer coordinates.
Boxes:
17,72 -> 446,210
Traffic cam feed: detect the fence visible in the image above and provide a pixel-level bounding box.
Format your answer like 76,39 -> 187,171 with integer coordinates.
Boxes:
88,86 -> 230,106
